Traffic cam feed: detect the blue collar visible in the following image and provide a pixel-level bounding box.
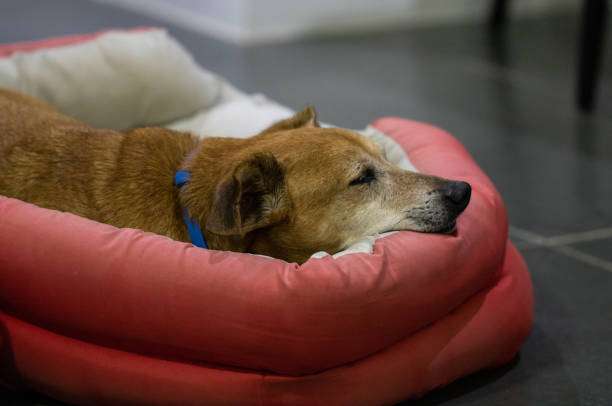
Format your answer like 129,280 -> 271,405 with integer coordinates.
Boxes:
174,170 -> 208,249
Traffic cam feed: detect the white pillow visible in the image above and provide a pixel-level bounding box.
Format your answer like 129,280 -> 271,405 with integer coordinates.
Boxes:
0,29 -> 221,129
168,94 -> 294,138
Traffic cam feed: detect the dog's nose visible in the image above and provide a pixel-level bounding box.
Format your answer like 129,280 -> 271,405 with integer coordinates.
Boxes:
441,181 -> 471,213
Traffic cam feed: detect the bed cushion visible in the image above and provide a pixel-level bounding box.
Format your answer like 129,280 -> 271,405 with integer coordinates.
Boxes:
0,29 -> 533,405
0,28 -> 221,129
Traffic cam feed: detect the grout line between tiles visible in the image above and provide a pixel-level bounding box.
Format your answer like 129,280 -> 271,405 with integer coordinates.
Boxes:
511,242 -> 541,251
509,227 -> 548,245
551,246 -> 612,273
510,226 -> 612,247
510,225 -> 612,273
543,227 -> 612,247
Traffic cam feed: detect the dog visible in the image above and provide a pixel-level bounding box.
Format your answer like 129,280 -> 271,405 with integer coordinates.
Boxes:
0,89 -> 471,263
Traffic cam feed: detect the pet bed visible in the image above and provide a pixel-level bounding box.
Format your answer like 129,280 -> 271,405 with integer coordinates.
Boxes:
0,29 -> 533,405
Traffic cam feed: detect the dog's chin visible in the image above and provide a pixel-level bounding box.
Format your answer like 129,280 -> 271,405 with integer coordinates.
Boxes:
405,218 -> 457,235
386,218 -> 457,235
435,220 -> 457,234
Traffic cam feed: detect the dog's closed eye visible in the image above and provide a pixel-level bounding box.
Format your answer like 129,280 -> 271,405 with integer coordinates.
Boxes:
349,167 -> 376,186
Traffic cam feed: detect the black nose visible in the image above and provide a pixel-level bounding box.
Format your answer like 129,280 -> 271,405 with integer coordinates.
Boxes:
441,181 -> 471,213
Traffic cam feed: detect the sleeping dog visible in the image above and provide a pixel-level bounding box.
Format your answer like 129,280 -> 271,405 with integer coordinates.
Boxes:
0,89 -> 471,263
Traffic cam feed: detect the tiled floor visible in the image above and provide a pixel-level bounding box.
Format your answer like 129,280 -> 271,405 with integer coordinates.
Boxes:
1,1 -> 611,405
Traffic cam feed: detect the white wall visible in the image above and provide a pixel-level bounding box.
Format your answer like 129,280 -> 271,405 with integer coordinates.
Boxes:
91,0 -> 578,45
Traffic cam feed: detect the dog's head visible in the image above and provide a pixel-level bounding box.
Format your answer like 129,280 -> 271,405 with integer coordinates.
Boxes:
205,107 -> 471,263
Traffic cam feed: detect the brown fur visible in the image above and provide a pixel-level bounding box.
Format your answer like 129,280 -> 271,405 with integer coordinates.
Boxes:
0,89 -> 468,263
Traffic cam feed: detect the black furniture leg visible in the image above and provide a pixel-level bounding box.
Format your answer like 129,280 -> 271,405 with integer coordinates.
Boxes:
490,0 -> 509,29
577,0 -> 609,112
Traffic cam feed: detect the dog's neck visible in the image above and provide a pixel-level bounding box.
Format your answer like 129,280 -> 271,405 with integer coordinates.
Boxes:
177,137 -> 255,253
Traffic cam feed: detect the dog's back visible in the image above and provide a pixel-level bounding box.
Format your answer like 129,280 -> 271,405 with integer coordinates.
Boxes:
0,89 -> 77,153
0,89 -> 197,239
0,89 -> 122,219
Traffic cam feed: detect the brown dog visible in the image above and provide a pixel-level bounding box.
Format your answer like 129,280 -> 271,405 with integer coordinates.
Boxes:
0,89 -> 471,263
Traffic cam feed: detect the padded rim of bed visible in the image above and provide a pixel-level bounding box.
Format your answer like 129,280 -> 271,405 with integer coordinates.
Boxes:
0,243 -> 531,405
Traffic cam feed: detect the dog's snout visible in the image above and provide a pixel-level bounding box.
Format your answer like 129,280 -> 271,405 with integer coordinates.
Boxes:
441,181 -> 471,212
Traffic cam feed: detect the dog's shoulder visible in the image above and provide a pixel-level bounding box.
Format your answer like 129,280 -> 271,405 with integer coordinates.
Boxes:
118,127 -> 199,163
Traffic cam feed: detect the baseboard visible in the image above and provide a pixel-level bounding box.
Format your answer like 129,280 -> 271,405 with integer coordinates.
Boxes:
88,0 -> 578,46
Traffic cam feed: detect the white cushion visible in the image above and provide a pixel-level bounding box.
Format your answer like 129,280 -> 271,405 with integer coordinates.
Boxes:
168,94 -> 294,138
0,29 -> 222,129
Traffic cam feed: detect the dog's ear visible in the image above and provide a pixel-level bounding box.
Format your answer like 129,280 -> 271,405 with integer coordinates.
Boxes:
206,153 -> 289,236
259,106 -> 319,135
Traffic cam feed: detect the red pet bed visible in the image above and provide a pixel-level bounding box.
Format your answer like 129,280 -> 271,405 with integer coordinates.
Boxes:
0,30 -> 533,405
